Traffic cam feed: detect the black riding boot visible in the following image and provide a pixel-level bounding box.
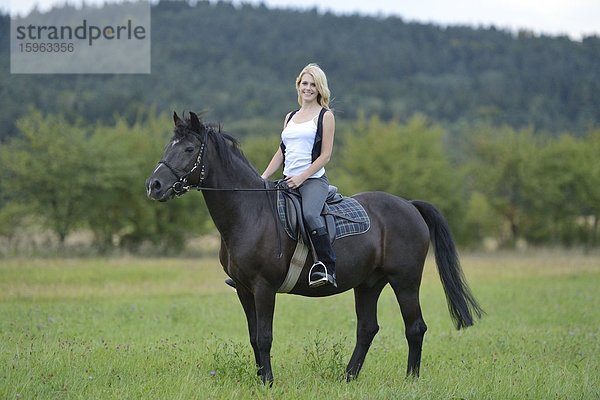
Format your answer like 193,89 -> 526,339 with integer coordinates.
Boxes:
308,227 -> 337,288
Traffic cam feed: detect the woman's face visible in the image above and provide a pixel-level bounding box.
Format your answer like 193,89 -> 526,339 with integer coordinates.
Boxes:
298,73 -> 319,104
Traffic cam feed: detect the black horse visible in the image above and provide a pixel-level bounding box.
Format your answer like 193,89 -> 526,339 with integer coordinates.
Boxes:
146,112 -> 483,384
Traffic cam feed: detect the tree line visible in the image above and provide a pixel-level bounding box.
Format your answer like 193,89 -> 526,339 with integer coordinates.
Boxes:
1,109 -> 598,254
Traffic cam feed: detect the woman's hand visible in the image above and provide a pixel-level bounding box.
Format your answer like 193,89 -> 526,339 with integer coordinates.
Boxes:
285,173 -> 308,189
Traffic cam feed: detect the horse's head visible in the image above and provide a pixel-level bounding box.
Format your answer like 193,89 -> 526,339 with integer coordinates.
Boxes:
146,111 -> 207,201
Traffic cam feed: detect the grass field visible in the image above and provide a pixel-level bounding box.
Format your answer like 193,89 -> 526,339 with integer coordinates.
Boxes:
1,251 -> 599,399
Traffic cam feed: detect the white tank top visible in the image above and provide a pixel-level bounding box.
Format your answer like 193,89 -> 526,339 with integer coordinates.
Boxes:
281,115 -> 325,178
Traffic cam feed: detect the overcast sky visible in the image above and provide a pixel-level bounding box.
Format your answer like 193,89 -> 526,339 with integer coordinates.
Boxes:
2,0 -> 599,39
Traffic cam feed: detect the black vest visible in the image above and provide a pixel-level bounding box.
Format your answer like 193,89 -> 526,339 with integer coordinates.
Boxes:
280,108 -> 327,171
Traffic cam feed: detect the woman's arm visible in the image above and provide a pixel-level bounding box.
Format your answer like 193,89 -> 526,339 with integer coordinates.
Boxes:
261,113 -> 292,180
261,147 -> 284,180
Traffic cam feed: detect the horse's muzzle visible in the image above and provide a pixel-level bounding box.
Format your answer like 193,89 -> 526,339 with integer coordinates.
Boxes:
146,177 -> 173,202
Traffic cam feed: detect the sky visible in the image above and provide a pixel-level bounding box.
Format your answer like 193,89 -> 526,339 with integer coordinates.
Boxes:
2,0 -> 599,40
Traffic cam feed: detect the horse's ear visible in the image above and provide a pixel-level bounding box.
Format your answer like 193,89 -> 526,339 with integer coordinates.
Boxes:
173,111 -> 182,126
189,111 -> 201,132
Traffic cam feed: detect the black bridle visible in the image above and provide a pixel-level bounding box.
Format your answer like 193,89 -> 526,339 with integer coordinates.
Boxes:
157,132 -> 207,196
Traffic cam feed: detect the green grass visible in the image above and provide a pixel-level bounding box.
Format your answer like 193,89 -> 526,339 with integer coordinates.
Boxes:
1,252 -> 599,399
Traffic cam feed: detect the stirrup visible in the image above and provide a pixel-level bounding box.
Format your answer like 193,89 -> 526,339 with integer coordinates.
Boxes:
308,261 -> 336,288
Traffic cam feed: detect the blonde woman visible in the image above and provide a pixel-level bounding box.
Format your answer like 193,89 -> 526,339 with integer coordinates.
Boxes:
261,63 -> 337,288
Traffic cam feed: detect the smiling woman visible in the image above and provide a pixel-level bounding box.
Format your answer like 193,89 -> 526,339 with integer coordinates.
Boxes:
261,63 -> 337,287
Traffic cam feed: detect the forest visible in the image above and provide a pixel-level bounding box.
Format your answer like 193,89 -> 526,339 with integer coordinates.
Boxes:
1,0 -> 599,253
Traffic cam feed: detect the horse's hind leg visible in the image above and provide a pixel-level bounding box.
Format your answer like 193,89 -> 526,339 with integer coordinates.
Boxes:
345,279 -> 387,381
389,279 -> 428,377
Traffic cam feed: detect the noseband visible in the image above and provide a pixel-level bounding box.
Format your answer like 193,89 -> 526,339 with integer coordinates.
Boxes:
157,132 -> 207,196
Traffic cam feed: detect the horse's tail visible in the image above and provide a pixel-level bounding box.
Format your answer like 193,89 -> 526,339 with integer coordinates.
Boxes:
411,200 -> 484,329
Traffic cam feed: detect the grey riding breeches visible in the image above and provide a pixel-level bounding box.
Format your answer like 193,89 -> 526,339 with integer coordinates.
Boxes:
298,175 -> 329,232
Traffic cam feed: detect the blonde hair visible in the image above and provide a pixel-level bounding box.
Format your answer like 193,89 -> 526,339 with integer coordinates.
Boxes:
295,63 -> 331,109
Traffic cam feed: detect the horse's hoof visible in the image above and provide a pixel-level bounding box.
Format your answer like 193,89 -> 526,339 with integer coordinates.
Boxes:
345,372 -> 358,382
224,278 -> 237,291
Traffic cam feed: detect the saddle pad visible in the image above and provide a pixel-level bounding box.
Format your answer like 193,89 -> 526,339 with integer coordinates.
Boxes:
277,192 -> 370,240
324,198 -> 370,238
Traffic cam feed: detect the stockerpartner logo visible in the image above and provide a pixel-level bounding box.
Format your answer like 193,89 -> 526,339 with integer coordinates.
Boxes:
10,1 -> 150,74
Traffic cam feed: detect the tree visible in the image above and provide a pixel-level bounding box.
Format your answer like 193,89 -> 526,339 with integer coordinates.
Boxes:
81,111 -> 213,253
524,134 -> 582,245
0,110 -> 96,244
461,190 -> 503,248
0,109 -> 212,253
467,126 -> 538,246
0,202 -> 29,254
574,130 -> 600,248
241,134 -> 281,176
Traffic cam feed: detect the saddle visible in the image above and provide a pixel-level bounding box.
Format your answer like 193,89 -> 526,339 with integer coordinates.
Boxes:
275,181 -> 370,245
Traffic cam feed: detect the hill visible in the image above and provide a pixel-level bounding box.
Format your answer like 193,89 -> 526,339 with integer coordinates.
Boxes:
1,0 -> 599,139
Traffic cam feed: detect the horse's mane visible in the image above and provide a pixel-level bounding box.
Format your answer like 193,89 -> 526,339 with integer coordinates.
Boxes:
173,114 -> 259,174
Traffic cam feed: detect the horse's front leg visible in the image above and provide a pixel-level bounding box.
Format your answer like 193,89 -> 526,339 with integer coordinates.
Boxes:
253,283 -> 277,385
235,285 -> 262,377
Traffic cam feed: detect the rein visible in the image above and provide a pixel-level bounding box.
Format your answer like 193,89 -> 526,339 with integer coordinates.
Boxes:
157,130 -> 290,195
192,187 -> 287,192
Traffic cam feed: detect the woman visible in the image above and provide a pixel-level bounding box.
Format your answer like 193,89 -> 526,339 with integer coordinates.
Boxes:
261,63 -> 337,288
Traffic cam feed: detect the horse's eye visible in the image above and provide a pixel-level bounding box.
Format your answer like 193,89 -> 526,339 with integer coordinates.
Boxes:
185,146 -> 195,153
